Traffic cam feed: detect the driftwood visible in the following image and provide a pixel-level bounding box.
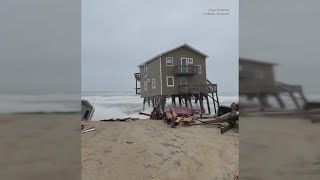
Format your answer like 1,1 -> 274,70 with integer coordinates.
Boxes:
101,117 -> 139,121
82,127 -> 95,133
220,123 -> 234,134
172,117 -> 183,128
202,113 -> 238,124
165,111 -> 173,124
139,112 -> 152,117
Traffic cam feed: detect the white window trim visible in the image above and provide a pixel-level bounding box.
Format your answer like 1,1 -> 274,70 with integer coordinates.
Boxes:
188,58 -> 193,64
144,81 -> 147,90
181,57 -> 188,65
166,57 -> 174,66
144,65 -> 148,77
152,79 -> 155,89
166,76 -> 174,87
196,65 -> 202,74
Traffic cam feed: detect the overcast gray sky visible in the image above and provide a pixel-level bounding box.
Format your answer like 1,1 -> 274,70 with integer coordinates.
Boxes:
240,0 -> 320,94
0,0 -> 80,93
82,0 -> 239,94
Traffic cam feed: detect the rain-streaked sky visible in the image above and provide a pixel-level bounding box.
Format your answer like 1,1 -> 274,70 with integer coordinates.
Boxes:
82,0 -> 239,94
240,0 -> 320,94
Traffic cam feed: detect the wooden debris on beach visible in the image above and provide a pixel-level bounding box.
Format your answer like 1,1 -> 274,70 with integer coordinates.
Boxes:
139,105 -> 164,120
82,126 -> 96,133
140,102 -> 239,132
234,167 -> 239,179
101,117 -> 140,121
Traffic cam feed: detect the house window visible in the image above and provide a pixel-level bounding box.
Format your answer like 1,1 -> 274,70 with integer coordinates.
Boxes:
188,58 -> 193,64
166,76 -> 174,87
152,79 -> 155,89
166,57 -> 173,66
144,81 -> 147,90
143,65 -> 148,77
196,65 -> 202,74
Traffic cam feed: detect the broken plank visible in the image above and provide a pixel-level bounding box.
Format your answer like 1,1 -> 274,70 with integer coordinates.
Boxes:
182,117 -> 193,123
172,117 -> 183,128
220,123 -> 234,134
139,112 -> 152,117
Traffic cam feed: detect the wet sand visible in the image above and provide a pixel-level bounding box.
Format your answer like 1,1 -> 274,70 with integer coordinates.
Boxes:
0,113 -> 80,180
240,114 -> 320,180
81,120 -> 239,180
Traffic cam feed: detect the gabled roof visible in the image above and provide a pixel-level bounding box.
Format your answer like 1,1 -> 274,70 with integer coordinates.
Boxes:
138,43 -> 209,67
240,57 -> 278,66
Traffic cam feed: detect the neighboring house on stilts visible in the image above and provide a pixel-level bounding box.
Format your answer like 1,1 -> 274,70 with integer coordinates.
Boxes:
239,58 -> 308,109
134,43 -> 219,114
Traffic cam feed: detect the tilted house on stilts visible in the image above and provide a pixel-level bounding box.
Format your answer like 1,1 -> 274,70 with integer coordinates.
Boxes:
239,58 -> 307,109
134,43 -> 219,114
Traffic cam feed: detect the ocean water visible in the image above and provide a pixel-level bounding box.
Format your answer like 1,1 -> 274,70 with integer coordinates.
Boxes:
82,91 -> 239,120
0,92 -> 80,113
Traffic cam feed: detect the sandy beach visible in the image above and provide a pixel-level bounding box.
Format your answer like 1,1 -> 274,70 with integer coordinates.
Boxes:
81,120 -> 239,180
0,113 -> 80,180
240,113 -> 320,180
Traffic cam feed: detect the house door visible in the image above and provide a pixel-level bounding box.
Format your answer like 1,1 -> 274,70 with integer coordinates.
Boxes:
181,58 -> 188,73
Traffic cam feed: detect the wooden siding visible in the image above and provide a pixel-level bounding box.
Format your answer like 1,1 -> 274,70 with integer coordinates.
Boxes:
160,46 -> 207,96
140,58 -> 161,98
240,60 -> 277,93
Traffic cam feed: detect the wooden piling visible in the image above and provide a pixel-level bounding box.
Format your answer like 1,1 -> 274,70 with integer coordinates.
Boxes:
185,97 -> 188,108
143,98 -> 146,110
205,95 -> 211,114
189,96 -> 193,108
274,93 -> 285,108
289,92 -> 300,109
178,96 -> 182,107
199,94 -> 204,112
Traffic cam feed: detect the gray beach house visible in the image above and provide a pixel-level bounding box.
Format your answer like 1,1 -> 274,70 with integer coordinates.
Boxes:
239,58 -> 307,109
134,43 -> 219,113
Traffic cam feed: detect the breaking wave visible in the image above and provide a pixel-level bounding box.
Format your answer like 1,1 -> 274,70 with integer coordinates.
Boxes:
82,91 -> 239,120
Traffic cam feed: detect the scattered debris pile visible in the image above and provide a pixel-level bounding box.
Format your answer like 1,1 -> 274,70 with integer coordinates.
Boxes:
139,102 -> 239,134
81,123 -> 96,133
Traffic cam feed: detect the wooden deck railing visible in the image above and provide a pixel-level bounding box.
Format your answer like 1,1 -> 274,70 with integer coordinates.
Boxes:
179,84 -> 217,94
174,65 -> 198,75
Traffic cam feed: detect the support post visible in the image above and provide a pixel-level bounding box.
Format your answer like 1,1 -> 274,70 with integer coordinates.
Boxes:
199,94 -> 204,112
289,92 -> 300,109
143,98 -> 146,110
185,96 -> 188,108
189,96 -> 193,108
205,95 -> 211,114
179,96 -> 182,107
298,91 -> 308,104
274,93 -> 285,108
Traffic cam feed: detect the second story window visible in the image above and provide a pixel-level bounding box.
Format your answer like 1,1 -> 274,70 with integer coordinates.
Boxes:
143,65 -> 148,77
166,57 -> 173,66
196,65 -> 202,74
188,58 -> 193,64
